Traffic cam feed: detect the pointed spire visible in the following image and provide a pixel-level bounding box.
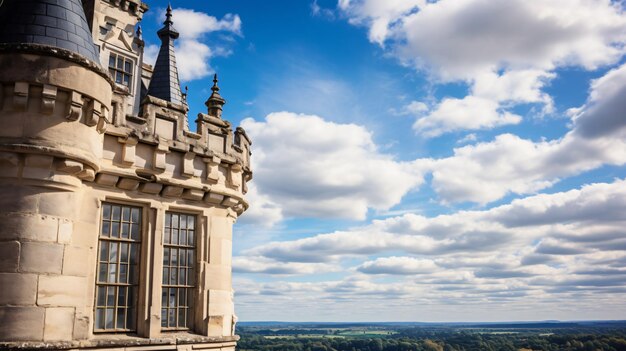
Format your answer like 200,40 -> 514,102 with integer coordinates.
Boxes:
147,3 -> 183,105
205,74 -> 227,118
158,3 -> 179,39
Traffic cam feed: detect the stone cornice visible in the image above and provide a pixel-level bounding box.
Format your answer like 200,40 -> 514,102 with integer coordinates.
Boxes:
0,44 -> 114,87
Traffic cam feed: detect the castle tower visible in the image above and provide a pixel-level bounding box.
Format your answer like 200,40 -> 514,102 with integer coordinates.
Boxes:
0,1 -> 252,350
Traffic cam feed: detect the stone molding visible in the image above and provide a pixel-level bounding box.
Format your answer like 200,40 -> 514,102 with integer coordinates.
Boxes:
104,0 -> 149,20
0,335 -> 238,350
0,44 -> 114,86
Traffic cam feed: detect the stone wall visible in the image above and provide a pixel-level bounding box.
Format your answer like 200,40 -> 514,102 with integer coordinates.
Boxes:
0,44 -> 249,351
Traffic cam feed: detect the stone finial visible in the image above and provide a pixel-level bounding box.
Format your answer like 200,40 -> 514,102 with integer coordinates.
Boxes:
205,74 -> 226,118
136,26 -> 143,40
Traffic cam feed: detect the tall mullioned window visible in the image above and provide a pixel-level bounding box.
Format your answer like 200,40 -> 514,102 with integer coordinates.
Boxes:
162,212 -> 196,330
95,203 -> 142,332
108,52 -> 133,87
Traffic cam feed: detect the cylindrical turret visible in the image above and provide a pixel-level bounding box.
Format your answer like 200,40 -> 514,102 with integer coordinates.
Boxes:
0,0 -> 112,343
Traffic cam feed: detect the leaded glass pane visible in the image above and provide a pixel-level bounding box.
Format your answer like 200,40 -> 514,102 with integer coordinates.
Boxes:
162,212 -> 196,329
95,203 -> 141,332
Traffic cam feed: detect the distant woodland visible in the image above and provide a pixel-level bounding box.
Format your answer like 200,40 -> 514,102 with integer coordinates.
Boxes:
237,323 -> 626,351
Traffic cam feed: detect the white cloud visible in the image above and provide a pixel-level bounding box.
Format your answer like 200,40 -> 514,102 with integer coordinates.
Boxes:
236,179 -> 626,321
379,0 -> 626,78
414,96 -> 522,137
428,62 -> 626,204
233,256 -> 336,275
338,0 -> 425,45
236,184 -> 283,228
241,112 -> 425,220
339,0 -> 626,136
145,8 -> 241,81
171,10 -> 241,40
356,256 -> 438,275
571,63 -> 626,139
246,179 -> 626,263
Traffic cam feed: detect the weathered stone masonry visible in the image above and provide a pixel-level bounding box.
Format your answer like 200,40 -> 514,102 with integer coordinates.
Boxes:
0,0 -> 252,350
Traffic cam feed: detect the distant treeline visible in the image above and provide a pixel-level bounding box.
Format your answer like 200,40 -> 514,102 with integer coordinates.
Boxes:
237,330 -> 626,351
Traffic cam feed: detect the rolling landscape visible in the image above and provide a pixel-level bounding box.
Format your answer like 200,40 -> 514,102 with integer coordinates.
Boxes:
237,321 -> 626,351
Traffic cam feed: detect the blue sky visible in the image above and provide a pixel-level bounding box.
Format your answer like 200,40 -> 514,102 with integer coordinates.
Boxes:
142,0 -> 626,322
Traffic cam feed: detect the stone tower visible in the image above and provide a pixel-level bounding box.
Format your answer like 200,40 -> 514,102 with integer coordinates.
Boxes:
0,0 -> 252,350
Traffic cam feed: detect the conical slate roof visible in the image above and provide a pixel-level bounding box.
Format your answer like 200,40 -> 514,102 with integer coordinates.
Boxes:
0,0 -> 100,63
147,4 -> 184,105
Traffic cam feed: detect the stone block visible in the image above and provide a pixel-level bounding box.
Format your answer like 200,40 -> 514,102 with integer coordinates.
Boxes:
38,190 -> 77,219
20,242 -> 64,274
63,246 -> 91,277
117,177 -> 140,190
207,290 -> 233,316
0,185 -> 39,215
0,152 -> 20,178
22,154 -> 54,180
162,185 -> 183,198
78,196 -> 100,224
205,192 -> 224,205
72,310 -> 90,340
203,264 -> 231,290
221,197 -> 239,208
71,221 -> 98,248
44,307 -> 74,341
209,217 -> 232,239
139,182 -> 163,194
0,273 -> 37,305
57,159 -> 83,174
38,275 -> 87,307
58,219 -> 73,244
206,315 -> 224,337
0,241 -> 19,272
0,214 -> 58,242
96,173 -> 120,186
182,189 -> 205,201
0,306 -> 45,341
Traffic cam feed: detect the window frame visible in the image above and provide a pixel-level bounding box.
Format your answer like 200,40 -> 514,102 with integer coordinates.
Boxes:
93,201 -> 144,333
161,211 -> 198,331
108,51 -> 135,89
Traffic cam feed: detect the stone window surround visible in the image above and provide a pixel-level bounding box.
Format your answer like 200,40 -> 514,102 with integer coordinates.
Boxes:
106,51 -> 137,95
102,43 -> 139,96
94,196 -> 207,338
108,52 -> 135,88
161,211 -> 197,331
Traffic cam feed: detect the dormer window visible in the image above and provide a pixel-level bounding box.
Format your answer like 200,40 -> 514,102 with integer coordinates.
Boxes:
109,52 -> 134,87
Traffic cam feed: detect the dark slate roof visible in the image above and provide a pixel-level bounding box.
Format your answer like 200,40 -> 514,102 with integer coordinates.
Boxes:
147,5 -> 183,105
0,0 -> 99,63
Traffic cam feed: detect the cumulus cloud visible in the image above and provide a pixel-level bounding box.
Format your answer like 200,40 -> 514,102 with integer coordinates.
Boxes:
245,179 -> 626,265
145,8 -> 241,81
571,63 -> 626,139
241,112 -> 425,220
236,179 -> 626,319
241,61 -> 626,216
236,184 -> 283,228
414,96 -> 522,137
427,62 -> 626,204
356,256 -> 438,275
339,0 -> 626,136
233,256 -> 336,275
